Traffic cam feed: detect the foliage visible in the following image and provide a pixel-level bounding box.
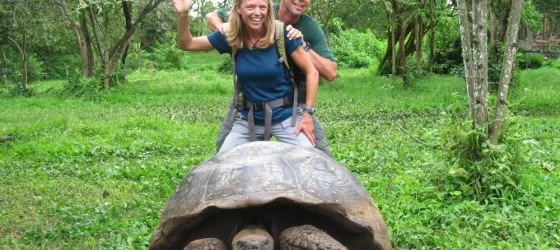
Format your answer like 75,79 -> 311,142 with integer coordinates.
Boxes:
436,95 -> 529,202
58,70 -> 101,99
544,57 -> 560,69
521,0 -> 545,32
146,32 -> 189,71
7,83 -> 35,97
516,52 -> 545,70
217,56 -> 232,74
330,29 -> 386,69
1,66 -> 559,249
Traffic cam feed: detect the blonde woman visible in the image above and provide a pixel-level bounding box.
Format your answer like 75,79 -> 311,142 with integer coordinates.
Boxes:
172,0 -> 319,153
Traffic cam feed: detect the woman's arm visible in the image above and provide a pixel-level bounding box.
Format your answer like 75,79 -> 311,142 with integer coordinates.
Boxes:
173,0 -> 214,51
290,45 -> 319,146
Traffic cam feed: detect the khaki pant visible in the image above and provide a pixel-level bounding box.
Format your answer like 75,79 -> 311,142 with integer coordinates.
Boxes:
218,109 -> 314,154
215,100 -> 334,158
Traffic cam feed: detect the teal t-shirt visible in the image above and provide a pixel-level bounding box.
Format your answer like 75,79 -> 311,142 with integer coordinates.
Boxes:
217,4 -> 335,61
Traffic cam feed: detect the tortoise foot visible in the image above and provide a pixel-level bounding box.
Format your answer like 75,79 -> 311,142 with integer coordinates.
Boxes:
280,225 -> 347,250
184,238 -> 226,250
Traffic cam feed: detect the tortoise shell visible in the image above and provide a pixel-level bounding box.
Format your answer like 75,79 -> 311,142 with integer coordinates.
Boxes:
150,141 -> 391,249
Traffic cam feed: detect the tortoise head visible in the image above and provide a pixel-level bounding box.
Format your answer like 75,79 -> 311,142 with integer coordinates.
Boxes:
232,225 -> 273,250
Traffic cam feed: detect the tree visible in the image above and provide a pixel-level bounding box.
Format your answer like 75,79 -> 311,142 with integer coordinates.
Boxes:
456,0 -> 524,144
489,0 -> 524,143
2,0 -> 35,90
54,0 -> 94,77
56,0 -> 164,89
310,0 -> 345,47
378,0 -> 445,80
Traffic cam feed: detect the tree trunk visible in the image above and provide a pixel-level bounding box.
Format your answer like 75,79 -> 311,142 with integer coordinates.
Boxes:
6,36 -> 28,90
428,0 -> 435,71
489,0 -> 524,144
472,0 -> 489,128
489,1 -> 498,64
121,0 -> 133,85
102,0 -> 164,90
137,44 -> 144,69
391,26 -> 397,86
399,18 -> 408,86
1,47 -> 7,87
415,0 -> 426,70
499,0 -> 512,42
428,26 -> 435,71
415,18 -> 423,70
80,11 -> 94,77
457,0 -> 476,116
85,0 -> 162,90
55,0 -> 94,77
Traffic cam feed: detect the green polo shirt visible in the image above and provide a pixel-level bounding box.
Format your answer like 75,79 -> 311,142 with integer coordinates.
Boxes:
217,4 -> 335,61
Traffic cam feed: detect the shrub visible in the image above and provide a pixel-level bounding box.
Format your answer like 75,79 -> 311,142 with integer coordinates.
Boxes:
516,52 -> 544,70
58,70 -> 101,99
433,94 -> 530,203
330,29 -> 386,69
146,32 -> 189,71
431,38 -> 464,75
8,83 -> 35,97
217,56 -> 232,74
543,57 -> 560,69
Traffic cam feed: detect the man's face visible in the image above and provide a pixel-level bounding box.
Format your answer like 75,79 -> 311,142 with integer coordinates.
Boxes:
282,0 -> 311,16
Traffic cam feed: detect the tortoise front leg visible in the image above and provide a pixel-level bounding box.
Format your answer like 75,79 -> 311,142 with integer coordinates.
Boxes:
184,238 -> 227,250
280,225 -> 348,250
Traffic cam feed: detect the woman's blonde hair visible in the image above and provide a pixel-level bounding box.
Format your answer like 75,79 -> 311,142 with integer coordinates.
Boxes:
225,0 -> 275,49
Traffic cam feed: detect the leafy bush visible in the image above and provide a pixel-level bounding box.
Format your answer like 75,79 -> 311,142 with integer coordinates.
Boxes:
431,38 -> 464,75
58,70 -> 101,99
2,53 -> 45,83
434,94 -> 530,203
543,57 -> 560,69
146,32 -> 189,71
217,56 -> 232,74
8,83 -> 35,97
516,52 -> 544,70
331,29 -> 386,69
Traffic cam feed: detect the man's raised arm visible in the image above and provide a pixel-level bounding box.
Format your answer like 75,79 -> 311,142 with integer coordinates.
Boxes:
206,11 -> 224,32
308,50 -> 337,82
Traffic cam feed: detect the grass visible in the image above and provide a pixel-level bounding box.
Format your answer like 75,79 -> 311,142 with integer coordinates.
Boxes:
0,58 -> 559,249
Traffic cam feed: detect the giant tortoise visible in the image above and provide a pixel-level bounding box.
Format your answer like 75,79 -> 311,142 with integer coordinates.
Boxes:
149,141 -> 391,250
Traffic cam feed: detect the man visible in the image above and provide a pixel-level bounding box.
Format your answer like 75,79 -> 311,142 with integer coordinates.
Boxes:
208,0 -> 337,158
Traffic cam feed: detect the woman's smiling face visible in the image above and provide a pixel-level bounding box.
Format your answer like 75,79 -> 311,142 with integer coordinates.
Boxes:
237,0 -> 269,32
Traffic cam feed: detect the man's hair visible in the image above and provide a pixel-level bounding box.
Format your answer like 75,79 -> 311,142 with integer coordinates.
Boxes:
225,0 -> 276,49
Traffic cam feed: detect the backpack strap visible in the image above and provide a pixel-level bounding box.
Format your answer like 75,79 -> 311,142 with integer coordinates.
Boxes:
230,46 -> 240,120
274,20 -> 298,129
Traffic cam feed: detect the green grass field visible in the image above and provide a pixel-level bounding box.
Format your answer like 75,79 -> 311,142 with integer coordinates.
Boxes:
1,52 -> 559,249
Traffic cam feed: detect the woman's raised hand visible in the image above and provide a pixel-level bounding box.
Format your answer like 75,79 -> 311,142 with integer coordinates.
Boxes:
171,0 -> 193,14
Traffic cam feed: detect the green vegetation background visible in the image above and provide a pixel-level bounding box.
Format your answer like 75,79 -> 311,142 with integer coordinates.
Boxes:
1,52 -> 559,249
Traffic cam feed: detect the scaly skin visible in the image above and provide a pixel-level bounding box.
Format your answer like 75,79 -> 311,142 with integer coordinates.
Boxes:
280,225 -> 348,250
184,238 -> 227,250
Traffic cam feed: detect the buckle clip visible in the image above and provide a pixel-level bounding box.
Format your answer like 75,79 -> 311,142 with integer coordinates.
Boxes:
252,102 -> 265,111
